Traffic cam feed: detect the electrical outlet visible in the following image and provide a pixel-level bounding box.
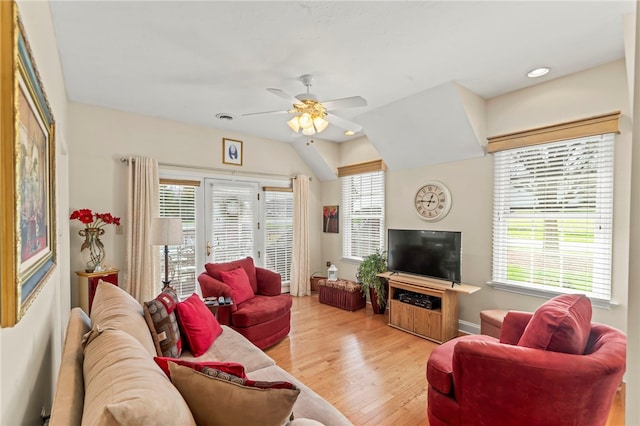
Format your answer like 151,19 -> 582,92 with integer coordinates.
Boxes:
326,261 -> 331,267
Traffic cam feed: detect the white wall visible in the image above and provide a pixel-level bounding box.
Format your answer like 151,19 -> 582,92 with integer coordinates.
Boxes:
0,1 -> 70,425
322,59 -> 631,332
66,103 -> 324,294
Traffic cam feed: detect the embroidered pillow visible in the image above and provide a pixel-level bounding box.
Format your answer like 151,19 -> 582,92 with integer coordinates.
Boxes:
219,267 -> 255,305
176,294 -> 223,357
143,287 -> 183,357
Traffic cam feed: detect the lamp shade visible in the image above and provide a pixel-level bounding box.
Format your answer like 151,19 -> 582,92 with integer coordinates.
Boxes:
150,218 -> 183,246
287,116 -> 301,133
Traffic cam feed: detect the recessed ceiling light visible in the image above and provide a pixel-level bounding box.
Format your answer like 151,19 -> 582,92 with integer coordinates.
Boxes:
344,130 -> 356,136
527,67 -> 550,78
215,113 -> 235,121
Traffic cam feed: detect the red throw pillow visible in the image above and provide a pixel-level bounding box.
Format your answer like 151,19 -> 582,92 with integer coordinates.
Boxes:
219,267 -> 255,305
517,294 -> 592,354
204,257 -> 258,292
176,294 -> 223,357
154,357 -> 247,379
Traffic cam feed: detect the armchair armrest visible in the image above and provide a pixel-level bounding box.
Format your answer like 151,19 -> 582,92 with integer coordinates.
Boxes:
255,267 -> 282,296
452,338 -> 624,426
499,311 -> 532,344
197,272 -> 232,299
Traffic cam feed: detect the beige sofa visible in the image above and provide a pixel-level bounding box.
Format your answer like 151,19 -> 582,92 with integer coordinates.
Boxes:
49,282 -> 351,425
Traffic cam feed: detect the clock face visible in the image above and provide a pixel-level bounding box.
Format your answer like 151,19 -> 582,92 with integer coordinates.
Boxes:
414,181 -> 452,221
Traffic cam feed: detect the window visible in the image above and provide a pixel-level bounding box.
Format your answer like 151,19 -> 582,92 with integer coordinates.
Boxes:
264,189 -> 293,285
492,134 -> 615,300
339,160 -> 386,261
158,179 -> 199,298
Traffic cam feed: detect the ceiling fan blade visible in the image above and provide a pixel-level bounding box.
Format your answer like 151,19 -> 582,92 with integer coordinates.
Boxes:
242,109 -> 290,117
326,113 -> 363,133
267,88 -> 304,106
321,96 -> 367,111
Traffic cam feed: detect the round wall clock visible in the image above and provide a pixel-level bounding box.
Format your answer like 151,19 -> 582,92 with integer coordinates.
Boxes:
414,181 -> 452,221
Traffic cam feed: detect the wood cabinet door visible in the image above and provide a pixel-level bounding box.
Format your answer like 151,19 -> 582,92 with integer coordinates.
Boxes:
414,307 -> 442,341
391,300 -> 414,331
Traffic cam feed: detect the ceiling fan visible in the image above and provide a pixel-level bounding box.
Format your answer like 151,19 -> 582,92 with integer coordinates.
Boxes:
243,74 -> 367,136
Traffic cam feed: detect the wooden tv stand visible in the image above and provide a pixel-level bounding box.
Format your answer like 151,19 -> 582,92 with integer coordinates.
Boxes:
378,272 -> 481,344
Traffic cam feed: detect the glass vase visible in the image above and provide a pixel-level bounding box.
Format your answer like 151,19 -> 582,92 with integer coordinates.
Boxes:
79,227 -> 105,272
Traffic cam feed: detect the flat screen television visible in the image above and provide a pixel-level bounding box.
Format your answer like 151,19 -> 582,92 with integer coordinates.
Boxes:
387,229 -> 461,283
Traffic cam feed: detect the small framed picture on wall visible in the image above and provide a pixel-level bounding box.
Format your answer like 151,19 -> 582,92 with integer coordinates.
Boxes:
222,138 -> 243,166
323,205 -> 339,233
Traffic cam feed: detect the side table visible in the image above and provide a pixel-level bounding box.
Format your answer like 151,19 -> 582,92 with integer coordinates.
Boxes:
204,298 -> 233,319
76,269 -> 119,314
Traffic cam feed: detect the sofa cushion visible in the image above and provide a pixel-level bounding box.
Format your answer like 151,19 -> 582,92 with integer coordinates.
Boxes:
518,294 -> 592,354
249,365 -> 353,426
169,362 -> 300,426
176,294 -> 223,357
179,325 -> 276,373
143,287 -> 183,358
154,356 -> 247,379
90,280 -> 157,357
232,294 -> 293,328
219,267 -> 255,305
49,308 -> 91,426
82,328 -> 195,426
205,257 -> 258,292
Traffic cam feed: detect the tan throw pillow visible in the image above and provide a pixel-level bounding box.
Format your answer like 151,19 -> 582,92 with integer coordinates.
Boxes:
169,362 -> 300,426
82,328 -> 195,426
143,287 -> 183,357
90,280 -> 157,356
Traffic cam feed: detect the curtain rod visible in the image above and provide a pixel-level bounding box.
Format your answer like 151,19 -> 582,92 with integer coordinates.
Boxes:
119,158 -> 311,181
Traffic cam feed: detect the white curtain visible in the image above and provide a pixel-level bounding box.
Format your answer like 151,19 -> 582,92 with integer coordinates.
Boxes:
290,174 -> 310,297
123,157 -> 159,303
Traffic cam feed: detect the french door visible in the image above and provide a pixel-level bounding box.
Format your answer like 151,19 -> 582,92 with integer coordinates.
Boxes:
204,179 -> 261,265
159,175 -> 292,298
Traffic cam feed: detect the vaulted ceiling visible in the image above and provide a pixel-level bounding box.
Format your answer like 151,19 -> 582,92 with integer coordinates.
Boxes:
50,1 -> 635,173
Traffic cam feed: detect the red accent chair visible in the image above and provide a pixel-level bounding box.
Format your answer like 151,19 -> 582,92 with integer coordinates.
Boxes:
426,294 -> 626,426
197,257 -> 292,349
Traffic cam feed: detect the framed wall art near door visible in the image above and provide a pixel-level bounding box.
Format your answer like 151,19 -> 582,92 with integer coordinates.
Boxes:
1,1 -> 56,327
222,138 -> 243,166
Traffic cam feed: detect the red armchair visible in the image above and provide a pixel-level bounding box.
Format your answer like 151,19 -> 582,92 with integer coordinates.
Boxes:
197,257 -> 292,349
426,294 -> 626,426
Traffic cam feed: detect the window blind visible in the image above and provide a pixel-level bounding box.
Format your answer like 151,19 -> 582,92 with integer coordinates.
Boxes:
342,170 -> 385,261
492,134 -> 614,300
158,182 -> 198,298
264,190 -> 293,285
209,183 -> 256,263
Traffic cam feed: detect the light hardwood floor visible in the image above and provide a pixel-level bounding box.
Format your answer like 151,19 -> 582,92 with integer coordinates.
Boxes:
265,294 -> 625,425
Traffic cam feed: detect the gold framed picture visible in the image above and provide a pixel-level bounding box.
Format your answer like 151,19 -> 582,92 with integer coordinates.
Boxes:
222,138 -> 243,166
1,1 -> 56,327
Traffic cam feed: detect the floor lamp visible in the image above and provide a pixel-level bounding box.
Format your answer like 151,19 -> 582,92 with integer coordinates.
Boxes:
151,218 -> 183,289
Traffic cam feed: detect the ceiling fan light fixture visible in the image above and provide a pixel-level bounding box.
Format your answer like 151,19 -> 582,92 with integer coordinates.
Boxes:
314,117 -> 329,133
299,113 -> 314,129
344,130 -> 356,136
302,126 -> 316,136
287,117 -> 300,132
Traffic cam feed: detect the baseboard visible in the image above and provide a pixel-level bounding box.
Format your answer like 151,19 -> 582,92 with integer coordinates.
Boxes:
459,319 -> 480,335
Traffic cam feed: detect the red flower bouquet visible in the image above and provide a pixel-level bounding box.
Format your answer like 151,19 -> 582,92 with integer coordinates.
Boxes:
70,209 -> 121,228
70,209 -> 120,272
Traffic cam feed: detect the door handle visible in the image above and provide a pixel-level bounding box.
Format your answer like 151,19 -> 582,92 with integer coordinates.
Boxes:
206,241 -> 212,257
